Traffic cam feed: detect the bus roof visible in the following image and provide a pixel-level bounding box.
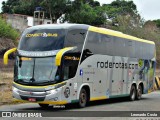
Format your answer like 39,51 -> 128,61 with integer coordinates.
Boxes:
26,24 -> 90,30
89,26 -> 155,45
26,24 -> 155,45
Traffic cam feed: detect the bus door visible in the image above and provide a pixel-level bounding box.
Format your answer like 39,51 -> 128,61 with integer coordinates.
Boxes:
62,52 -> 80,100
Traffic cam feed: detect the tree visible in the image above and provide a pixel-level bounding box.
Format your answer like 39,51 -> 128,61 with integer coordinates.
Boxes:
63,0 -> 105,25
1,0 -> 141,25
40,0 -> 70,23
153,19 -> 160,28
102,0 -> 140,27
1,0 -> 20,13
2,0 -> 70,23
1,0 -> 42,15
110,0 -> 137,15
64,4 -> 106,25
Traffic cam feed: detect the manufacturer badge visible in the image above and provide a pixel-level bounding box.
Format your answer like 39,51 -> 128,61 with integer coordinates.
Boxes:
64,87 -> 70,98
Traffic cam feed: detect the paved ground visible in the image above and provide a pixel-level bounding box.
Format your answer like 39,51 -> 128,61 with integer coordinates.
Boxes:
0,91 -> 160,120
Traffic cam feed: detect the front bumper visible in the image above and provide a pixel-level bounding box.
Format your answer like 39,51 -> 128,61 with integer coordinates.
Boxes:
12,85 -> 67,105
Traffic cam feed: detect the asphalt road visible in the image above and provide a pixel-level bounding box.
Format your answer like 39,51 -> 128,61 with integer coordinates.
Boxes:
0,91 -> 160,119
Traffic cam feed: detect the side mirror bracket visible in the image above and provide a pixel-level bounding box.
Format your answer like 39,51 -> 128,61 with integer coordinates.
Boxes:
55,47 -> 76,66
3,48 -> 17,65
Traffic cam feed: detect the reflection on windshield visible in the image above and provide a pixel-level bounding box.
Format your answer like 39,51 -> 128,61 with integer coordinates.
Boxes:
17,57 -> 33,80
19,29 -> 65,51
34,58 -> 58,82
16,57 -> 59,84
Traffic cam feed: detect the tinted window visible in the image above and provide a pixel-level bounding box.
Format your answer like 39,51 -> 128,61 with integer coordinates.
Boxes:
127,40 -> 135,58
19,29 -> 65,51
101,34 -> 113,55
65,29 -> 87,52
114,37 -> 126,57
84,32 -> 99,54
84,31 -> 113,55
84,31 -> 155,59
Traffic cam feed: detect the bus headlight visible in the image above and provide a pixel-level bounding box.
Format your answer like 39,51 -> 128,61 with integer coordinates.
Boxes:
54,82 -> 66,89
13,87 -> 19,93
45,82 -> 66,91
46,89 -> 57,95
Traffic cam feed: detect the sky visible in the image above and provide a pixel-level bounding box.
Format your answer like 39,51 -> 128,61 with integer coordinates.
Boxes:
98,0 -> 160,20
0,0 -> 160,20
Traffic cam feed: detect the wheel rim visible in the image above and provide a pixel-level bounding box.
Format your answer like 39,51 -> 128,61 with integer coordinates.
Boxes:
137,87 -> 142,99
131,90 -> 135,100
131,87 -> 136,100
80,90 -> 87,107
80,91 -> 86,105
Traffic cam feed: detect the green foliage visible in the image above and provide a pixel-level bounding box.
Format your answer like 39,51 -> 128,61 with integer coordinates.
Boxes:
102,0 -> 139,26
64,3 -> 105,25
1,0 -> 102,24
63,1 -> 105,25
0,17 -> 19,41
153,19 -> 160,28
2,0 -> 70,23
2,0 -> 43,16
40,0 -> 69,22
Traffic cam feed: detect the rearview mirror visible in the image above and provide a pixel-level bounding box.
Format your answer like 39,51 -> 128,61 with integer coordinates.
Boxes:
3,48 -> 17,65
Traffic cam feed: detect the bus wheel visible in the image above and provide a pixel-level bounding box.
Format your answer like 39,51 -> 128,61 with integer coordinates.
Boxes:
38,103 -> 49,108
136,85 -> 142,100
78,88 -> 87,108
129,85 -> 136,101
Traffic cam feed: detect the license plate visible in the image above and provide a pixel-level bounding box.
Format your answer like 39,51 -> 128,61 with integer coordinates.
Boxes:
28,98 -> 36,102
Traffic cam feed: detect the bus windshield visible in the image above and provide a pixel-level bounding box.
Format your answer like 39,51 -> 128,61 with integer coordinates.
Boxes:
18,28 -> 87,52
15,56 -> 60,85
18,29 -> 65,51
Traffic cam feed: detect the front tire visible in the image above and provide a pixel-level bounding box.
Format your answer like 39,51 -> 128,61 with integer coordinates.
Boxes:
38,103 -> 49,108
136,85 -> 142,100
129,85 -> 136,101
78,88 -> 87,108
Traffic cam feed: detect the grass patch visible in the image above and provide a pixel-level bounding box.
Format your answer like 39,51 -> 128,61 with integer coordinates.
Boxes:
0,17 -> 19,42
0,59 -> 24,106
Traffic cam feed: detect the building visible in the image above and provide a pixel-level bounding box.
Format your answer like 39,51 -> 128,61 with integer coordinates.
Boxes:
3,13 -> 52,32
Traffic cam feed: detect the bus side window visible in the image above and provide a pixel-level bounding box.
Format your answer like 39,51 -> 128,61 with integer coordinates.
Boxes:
63,65 -> 77,80
84,32 -> 99,54
65,29 -> 87,52
100,34 -> 113,55
84,32 -> 114,56
64,67 -> 69,80
128,40 -> 135,58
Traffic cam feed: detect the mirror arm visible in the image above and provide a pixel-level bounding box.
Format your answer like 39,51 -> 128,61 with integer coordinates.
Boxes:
55,47 -> 75,66
3,48 -> 17,65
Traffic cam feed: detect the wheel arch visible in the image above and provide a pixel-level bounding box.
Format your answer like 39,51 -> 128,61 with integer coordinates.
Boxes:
77,83 -> 91,102
138,82 -> 144,94
130,82 -> 137,91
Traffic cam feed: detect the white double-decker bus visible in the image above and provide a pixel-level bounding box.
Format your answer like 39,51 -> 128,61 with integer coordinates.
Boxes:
4,24 -> 156,108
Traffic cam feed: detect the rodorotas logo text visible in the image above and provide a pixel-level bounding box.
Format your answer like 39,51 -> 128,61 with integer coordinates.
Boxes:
97,61 -> 138,69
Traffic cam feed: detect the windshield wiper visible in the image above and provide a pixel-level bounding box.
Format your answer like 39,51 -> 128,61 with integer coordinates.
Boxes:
40,80 -> 57,85
16,79 -> 24,82
16,79 -> 30,84
29,78 -> 35,82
